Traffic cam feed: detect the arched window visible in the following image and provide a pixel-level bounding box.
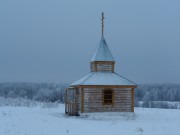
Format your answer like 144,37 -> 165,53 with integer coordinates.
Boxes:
103,90 -> 114,105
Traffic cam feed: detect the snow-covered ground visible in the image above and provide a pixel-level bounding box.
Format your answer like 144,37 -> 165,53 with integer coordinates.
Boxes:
0,104 -> 180,135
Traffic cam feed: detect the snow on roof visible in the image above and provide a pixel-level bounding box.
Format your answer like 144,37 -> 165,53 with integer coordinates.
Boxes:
71,72 -> 136,86
91,37 -> 115,62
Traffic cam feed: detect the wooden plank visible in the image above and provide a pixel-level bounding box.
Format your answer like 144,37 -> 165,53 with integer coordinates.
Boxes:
112,90 -> 114,106
75,89 -> 79,113
79,85 -> 136,88
131,88 -> 134,112
86,107 -> 132,109
80,89 -> 135,113
65,89 -> 67,113
92,61 -> 115,64
94,63 -> 97,72
102,90 -> 104,105
81,87 -> 84,113
68,102 -> 70,114
90,61 -> 115,72
112,63 -> 114,73
69,103 -> 71,114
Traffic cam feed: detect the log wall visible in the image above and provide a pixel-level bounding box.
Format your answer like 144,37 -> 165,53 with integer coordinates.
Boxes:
90,61 -> 115,72
81,88 -> 133,113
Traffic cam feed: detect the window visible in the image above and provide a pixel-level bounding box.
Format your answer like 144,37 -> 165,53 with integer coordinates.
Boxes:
103,90 -> 114,105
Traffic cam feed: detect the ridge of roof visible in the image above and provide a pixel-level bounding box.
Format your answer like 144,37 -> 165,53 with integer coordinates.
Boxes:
91,37 -> 115,62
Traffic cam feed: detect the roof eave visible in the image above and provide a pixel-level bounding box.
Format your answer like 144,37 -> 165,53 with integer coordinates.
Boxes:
70,84 -> 137,88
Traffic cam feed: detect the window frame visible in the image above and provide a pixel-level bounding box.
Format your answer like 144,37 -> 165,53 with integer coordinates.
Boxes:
102,89 -> 114,105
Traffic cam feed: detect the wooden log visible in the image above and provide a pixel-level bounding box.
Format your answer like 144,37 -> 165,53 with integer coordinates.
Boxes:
79,88 -> 135,113
79,85 -> 136,88
75,89 -> 79,113
67,102 -> 69,114
81,87 -> 84,113
131,88 -> 134,112
65,89 -> 67,113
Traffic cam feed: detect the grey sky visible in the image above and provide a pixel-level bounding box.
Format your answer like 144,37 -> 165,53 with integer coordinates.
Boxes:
0,0 -> 180,84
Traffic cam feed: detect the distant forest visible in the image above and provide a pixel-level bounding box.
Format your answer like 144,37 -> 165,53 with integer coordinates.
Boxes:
135,84 -> 180,109
0,83 -> 69,103
0,83 -> 180,109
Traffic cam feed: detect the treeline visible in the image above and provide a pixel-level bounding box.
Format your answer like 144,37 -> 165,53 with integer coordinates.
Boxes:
0,82 -> 69,102
135,83 -> 180,108
0,83 -> 180,108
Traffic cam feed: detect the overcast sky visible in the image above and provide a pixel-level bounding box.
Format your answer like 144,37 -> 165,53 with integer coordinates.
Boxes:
0,0 -> 180,84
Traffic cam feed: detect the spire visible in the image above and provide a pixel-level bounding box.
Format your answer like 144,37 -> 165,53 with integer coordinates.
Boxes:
101,12 -> 104,37
91,37 -> 114,62
91,13 -> 114,62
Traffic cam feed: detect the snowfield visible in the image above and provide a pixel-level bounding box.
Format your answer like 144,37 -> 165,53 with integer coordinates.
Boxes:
0,104 -> 180,135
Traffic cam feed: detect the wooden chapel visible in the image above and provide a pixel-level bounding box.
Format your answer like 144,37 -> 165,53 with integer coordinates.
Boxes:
65,13 -> 137,116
